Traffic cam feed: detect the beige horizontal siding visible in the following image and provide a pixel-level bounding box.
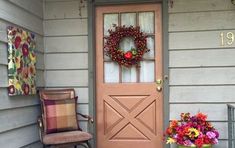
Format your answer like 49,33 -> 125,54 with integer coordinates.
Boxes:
169,30 -> 235,50
170,49 -> 235,67
169,1 -> 234,147
22,141 -> 43,148
45,70 -> 88,87
0,65 -> 8,87
0,88 -> 39,110
44,0 -> 87,19
0,125 -> 40,148
169,0 -> 235,13
170,104 -> 230,121
0,0 -> 44,147
8,0 -> 43,19
44,19 -> 88,36
45,36 -> 88,53
44,2 -> 90,147
170,86 -> 235,103
36,70 -> 45,87
36,53 -> 45,70
169,11 -> 235,32
170,67 -> 235,85
45,53 -> 88,70
0,1 -> 43,35
0,106 -> 40,133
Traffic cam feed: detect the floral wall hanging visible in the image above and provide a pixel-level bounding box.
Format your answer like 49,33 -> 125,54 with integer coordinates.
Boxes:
7,26 -> 37,96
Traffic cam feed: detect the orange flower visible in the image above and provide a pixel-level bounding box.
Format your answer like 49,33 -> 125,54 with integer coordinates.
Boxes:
196,112 -> 207,121
170,120 -> 178,128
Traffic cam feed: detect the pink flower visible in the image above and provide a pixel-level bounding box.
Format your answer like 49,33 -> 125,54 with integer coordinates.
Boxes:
206,131 -> 216,139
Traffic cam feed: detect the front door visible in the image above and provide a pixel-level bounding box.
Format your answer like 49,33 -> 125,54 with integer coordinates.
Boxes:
96,3 -> 163,148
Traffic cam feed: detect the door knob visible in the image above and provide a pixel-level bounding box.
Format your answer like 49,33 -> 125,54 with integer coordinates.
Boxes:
157,86 -> 162,91
156,79 -> 163,92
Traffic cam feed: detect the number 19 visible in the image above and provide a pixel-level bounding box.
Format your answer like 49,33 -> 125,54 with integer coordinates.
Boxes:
220,32 -> 235,46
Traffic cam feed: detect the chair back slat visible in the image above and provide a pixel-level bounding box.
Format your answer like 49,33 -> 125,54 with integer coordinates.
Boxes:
39,89 -> 75,100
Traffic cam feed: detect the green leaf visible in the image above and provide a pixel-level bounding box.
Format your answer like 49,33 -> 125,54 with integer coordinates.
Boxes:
8,68 -> 16,74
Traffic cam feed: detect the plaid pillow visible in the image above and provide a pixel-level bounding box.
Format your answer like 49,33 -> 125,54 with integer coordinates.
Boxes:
43,97 -> 78,134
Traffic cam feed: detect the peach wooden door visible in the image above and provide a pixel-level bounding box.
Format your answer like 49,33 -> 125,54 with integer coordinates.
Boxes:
96,3 -> 163,148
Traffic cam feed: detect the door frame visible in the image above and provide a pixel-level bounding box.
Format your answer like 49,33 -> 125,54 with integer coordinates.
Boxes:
87,0 -> 169,148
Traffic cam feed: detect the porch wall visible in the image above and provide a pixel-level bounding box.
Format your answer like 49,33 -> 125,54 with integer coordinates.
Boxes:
169,0 -> 235,147
44,0 -> 89,133
42,0 -> 235,148
0,0 -> 44,147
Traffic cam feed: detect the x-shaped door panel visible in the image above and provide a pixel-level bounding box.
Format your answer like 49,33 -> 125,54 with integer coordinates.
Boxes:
103,93 -> 160,141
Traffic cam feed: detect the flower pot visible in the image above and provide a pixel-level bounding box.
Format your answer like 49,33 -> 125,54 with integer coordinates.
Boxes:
177,144 -> 212,148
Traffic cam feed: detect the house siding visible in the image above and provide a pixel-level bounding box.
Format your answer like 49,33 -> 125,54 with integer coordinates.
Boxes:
0,0 -> 44,148
42,0 -> 235,148
169,0 -> 235,147
44,0 -> 89,134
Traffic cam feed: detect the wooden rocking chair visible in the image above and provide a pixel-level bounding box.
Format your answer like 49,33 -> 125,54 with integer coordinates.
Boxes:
38,89 -> 93,148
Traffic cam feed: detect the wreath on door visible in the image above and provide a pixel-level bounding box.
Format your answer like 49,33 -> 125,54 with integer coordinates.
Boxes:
104,25 -> 149,67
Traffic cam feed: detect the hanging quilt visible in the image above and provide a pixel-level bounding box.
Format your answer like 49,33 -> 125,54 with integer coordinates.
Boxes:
7,26 -> 37,96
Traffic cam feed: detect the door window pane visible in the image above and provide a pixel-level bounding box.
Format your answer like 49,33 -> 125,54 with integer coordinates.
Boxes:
139,12 -> 154,34
119,37 -> 135,52
103,39 -> 111,61
143,36 -> 155,59
104,62 -> 119,83
140,61 -> 155,82
122,66 -> 137,83
121,13 -> 136,26
104,14 -> 119,36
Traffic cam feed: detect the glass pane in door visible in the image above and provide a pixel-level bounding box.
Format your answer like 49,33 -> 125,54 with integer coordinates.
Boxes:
139,12 -> 154,34
104,14 -> 119,36
143,36 -> 155,59
121,13 -> 136,26
140,61 -> 155,82
119,35 -> 137,82
122,66 -> 137,82
104,62 -> 119,83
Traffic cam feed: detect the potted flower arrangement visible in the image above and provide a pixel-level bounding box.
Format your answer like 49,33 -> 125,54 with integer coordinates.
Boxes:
165,112 -> 219,148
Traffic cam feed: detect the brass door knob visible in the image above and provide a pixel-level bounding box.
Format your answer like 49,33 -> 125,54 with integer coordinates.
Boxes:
156,79 -> 163,92
156,86 -> 162,92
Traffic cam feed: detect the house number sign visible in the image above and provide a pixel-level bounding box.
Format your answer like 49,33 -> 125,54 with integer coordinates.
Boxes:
220,32 -> 234,46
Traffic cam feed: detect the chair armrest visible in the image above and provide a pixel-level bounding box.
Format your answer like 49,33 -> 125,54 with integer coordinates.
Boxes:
37,116 -> 44,142
77,113 -> 94,123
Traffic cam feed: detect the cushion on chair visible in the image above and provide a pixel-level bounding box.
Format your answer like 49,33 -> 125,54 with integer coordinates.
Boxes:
43,97 -> 78,134
42,131 -> 92,145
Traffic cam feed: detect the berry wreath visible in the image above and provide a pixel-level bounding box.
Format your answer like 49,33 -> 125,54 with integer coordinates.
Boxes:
104,25 -> 149,67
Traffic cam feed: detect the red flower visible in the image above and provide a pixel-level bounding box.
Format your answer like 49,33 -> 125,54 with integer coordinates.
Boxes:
124,51 -> 133,59
195,138 -> 204,148
22,43 -> 29,56
15,36 -> 21,49
22,83 -> 30,95
170,120 -> 178,128
166,127 -> 173,135
196,112 -> 207,121
203,135 -> 210,144
8,85 -> 15,95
